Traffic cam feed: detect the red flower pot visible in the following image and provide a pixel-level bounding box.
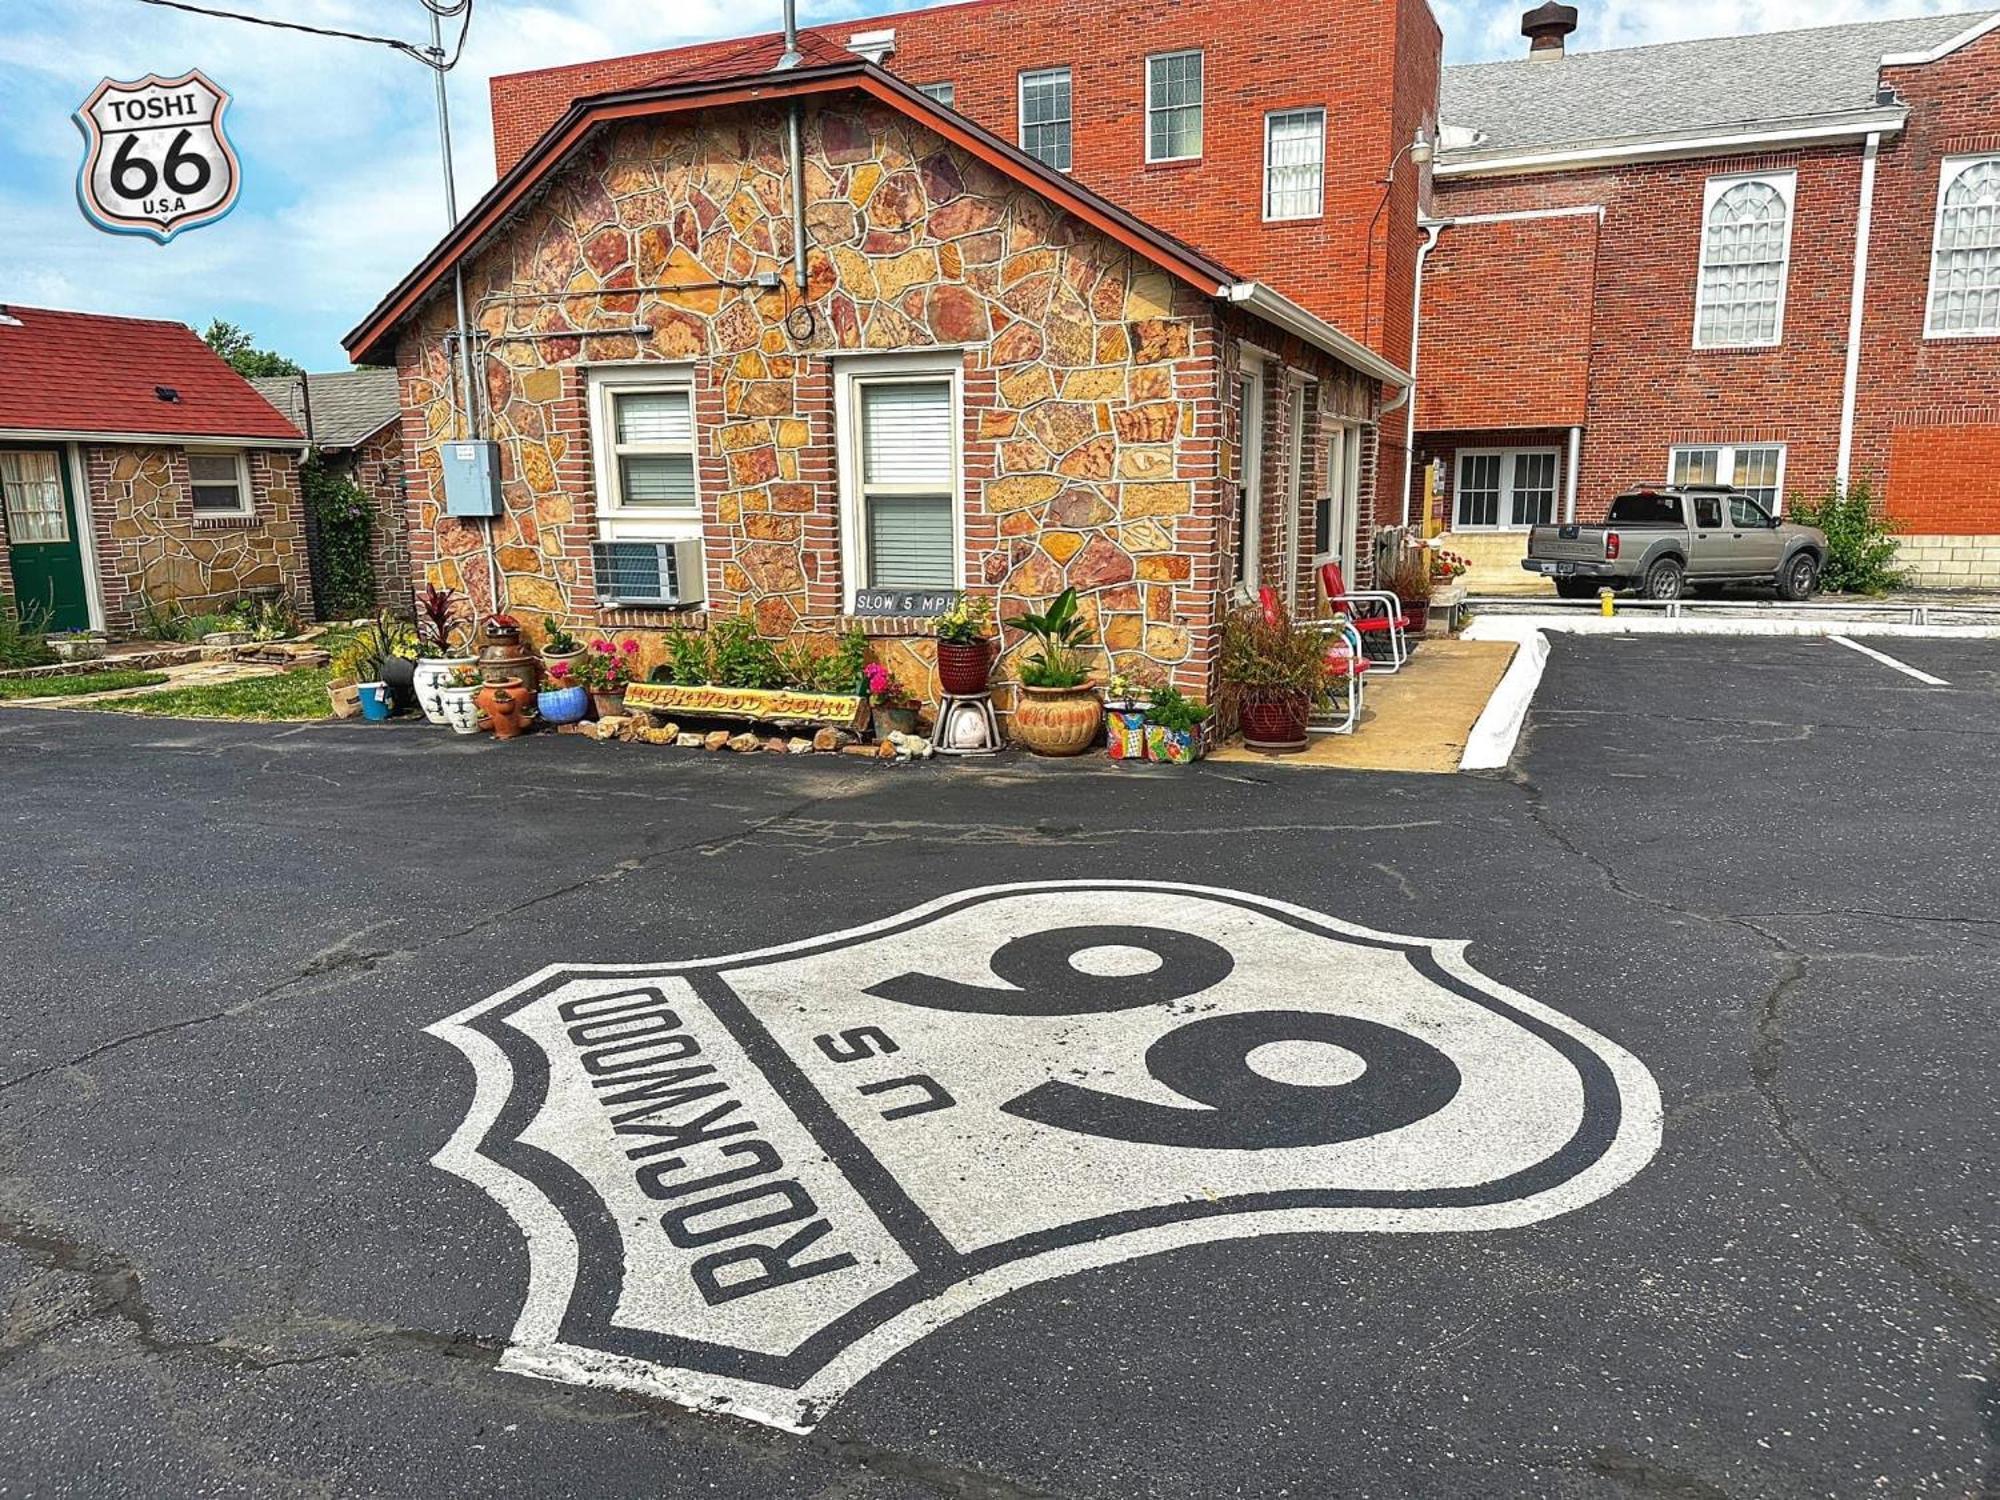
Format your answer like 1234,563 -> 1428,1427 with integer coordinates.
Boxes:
936,639 -> 993,696
1239,695 -> 1309,753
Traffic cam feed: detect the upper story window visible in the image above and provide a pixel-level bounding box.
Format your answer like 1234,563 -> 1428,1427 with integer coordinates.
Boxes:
1926,156 -> 2000,338
1670,443 -> 1785,511
1145,50 -> 1203,162
1694,173 -> 1794,349
587,368 -> 699,536
837,355 -> 963,603
916,81 -> 956,108
188,450 -> 252,515
1264,109 -> 1325,221
1019,68 -> 1072,172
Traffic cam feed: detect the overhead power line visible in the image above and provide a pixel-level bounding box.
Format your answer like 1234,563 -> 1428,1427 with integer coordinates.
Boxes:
132,0 -> 474,70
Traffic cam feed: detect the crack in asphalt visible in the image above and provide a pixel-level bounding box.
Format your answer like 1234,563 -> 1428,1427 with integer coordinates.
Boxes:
709,814 -> 1445,854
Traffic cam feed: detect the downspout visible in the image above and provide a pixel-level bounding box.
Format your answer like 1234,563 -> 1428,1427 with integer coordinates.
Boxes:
1399,222 -> 1442,527
1565,425 -> 1581,523
778,0 -> 807,296
1837,132 -> 1881,491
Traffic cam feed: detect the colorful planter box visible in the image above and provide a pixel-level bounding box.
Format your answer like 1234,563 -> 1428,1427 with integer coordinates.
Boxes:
1105,703 -> 1149,762
1145,722 -> 1204,765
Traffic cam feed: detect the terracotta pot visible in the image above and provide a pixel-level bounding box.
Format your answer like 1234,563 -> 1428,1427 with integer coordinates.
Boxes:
475,676 -> 534,739
1239,695 -> 1309,753
1403,600 -> 1430,635
479,621 -> 542,694
1012,684 -> 1101,756
935,639 -> 993,696
590,689 -> 626,720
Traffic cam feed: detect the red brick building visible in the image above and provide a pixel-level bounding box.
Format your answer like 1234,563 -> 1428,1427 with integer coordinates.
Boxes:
1414,9 -> 2000,590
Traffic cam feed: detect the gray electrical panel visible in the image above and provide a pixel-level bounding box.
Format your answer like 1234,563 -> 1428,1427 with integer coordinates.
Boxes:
440,440 -> 502,518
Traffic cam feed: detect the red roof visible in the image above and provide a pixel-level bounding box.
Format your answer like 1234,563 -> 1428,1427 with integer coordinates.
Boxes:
0,305 -> 303,443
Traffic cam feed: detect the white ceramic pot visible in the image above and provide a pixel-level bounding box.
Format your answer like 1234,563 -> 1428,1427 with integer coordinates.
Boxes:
414,656 -> 476,726
437,683 -> 487,735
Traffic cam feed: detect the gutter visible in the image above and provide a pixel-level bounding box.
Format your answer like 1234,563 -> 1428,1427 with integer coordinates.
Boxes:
0,426 -> 305,453
1836,132 -> 1881,489
1436,105 -> 1907,179
1221,282 -> 1411,390
1398,223 -> 1442,527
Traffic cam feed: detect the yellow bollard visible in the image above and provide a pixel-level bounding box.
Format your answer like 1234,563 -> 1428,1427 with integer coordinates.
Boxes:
1598,588 -> 1616,617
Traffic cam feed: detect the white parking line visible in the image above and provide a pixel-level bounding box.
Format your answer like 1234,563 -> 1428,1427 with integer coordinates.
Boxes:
1828,634 -> 1949,686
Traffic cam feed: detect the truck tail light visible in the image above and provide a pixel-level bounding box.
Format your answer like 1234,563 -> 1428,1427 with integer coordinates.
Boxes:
1605,531 -> 1621,560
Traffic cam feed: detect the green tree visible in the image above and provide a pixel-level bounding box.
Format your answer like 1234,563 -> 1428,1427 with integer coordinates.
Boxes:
202,318 -> 303,377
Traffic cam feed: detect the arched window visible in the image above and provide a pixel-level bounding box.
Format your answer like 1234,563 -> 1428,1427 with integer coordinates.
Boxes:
1928,157 -> 2000,337
1694,176 -> 1794,348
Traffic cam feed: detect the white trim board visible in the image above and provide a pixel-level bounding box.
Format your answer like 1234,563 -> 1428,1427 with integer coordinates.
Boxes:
1436,107 -> 1907,180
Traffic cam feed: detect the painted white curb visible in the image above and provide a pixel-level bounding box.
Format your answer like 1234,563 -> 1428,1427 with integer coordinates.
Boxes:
1459,626 -> 1548,771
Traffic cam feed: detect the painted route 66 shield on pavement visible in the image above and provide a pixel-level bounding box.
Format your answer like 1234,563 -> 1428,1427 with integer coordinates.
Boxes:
74,71 -> 242,243
430,882 -> 1662,1431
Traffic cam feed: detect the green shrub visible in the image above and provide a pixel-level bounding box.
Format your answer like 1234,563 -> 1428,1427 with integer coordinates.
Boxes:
1790,479 -> 1905,596
0,595 -> 58,668
302,458 -> 375,617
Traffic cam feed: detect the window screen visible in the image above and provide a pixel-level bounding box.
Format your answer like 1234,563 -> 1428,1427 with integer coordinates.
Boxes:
188,452 -> 246,513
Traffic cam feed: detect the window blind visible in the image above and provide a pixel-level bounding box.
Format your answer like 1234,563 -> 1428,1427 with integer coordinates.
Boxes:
618,453 -> 697,507
614,390 -> 692,444
867,496 -> 954,588
861,381 -> 953,486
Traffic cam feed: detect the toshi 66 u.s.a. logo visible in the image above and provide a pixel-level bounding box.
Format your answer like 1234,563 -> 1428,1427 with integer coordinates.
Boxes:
429,882 -> 1661,1431
74,70 -> 241,243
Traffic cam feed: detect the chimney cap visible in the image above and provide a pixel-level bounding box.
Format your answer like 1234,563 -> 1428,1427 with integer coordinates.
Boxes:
1522,2 -> 1579,52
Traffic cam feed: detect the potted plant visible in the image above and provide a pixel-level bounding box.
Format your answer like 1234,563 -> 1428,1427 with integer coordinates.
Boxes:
49,630 -> 108,663
1003,587 -> 1101,756
1429,545 -> 1470,623
474,676 -> 535,740
1221,590 -> 1327,753
355,613 -> 419,716
864,662 -> 920,738
1388,550 -> 1434,636
537,658 -> 590,725
573,635 -> 640,718
1142,685 -> 1213,765
412,584 -> 474,725
539,619 -> 585,677
930,595 -> 995,696
436,664 -> 487,734
478,612 -> 542,693
1103,667 -> 1163,762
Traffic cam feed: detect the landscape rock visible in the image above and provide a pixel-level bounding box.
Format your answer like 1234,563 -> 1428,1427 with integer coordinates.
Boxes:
703,730 -> 730,751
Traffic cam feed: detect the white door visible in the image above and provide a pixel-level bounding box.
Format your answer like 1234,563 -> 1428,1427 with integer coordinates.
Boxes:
1235,367 -> 1265,590
1281,379 -> 1308,609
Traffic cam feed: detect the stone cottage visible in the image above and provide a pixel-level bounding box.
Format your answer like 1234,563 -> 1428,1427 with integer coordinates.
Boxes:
344,42 -> 1408,702
0,305 -> 309,636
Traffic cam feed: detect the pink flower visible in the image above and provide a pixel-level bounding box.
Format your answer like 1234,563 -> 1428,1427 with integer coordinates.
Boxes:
591,639 -> 612,653
620,639 -> 639,655
549,661 -> 569,680
863,663 -> 890,694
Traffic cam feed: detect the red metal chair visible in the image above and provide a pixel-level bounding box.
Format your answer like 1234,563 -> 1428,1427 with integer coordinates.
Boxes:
1319,561 -> 1410,674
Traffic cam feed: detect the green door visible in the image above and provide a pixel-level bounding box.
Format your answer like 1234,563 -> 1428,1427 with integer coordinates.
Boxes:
1,447 -> 91,632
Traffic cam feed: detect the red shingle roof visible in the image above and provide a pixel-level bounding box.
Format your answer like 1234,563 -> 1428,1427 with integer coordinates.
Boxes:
0,305 -> 303,443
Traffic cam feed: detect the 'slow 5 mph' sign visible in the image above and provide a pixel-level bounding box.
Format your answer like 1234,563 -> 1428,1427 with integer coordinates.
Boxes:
74,70 -> 241,243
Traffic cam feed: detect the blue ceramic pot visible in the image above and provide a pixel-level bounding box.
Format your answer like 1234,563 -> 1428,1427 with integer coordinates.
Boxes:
538,684 -> 589,725
358,681 -> 393,722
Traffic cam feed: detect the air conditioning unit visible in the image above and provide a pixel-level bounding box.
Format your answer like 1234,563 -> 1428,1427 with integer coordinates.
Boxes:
592,539 -> 706,607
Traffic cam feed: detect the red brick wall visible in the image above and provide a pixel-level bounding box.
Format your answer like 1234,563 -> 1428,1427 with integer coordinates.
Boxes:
1887,419 -> 2000,532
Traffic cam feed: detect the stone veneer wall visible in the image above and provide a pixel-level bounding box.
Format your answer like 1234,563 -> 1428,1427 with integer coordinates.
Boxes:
86,445 -> 309,634
394,101 -> 1381,704
337,423 -> 413,613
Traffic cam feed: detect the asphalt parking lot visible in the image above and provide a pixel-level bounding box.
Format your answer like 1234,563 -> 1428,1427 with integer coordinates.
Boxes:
1,633 -> 1996,1498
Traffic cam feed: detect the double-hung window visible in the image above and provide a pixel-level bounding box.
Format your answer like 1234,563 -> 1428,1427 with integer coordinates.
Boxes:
1694,173 -> 1795,348
839,357 -> 962,603
187,449 -> 251,516
1454,448 -> 1559,530
1669,444 -> 1786,510
1926,155 -> 2000,337
1264,109 -> 1326,221
1145,51 -> 1202,162
1019,68 -> 1072,172
589,370 -> 698,529
916,81 -> 956,108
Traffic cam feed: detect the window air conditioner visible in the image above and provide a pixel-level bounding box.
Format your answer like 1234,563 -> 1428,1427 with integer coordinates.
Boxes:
591,539 -> 707,607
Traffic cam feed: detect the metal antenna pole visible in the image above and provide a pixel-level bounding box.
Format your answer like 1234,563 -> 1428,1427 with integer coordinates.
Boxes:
430,6 -> 476,443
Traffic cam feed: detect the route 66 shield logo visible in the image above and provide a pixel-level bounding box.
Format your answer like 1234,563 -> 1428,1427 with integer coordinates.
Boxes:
74,70 -> 242,243
430,882 -> 1661,1432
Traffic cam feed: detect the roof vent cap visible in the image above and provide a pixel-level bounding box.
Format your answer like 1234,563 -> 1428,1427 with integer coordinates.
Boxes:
154,385 -> 180,403
0,306 -> 20,328
847,28 -> 895,64
1522,1 -> 1579,59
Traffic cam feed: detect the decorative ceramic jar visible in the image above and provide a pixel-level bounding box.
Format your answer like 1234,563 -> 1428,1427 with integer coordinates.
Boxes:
542,647 -> 585,679
475,677 -> 534,739
1238,696 -> 1309,753
413,656 -> 476,725
935,639 -> 993,696
1011,684 -> 1101,756
478,617 -> 541,694
538,684 -> 589,725
437,683 -> 486,735
357,681 -> 393,722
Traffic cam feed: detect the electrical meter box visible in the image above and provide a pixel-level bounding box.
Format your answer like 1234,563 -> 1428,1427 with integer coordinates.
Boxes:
440,440 -> 502,518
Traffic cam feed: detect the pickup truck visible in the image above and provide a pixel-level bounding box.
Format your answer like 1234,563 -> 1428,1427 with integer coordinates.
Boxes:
1522,486 -> 1828,601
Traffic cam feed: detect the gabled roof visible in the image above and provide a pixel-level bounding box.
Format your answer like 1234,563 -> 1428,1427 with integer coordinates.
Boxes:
249,369 -> 401,449
0,305 -> 304,444
1441,11 -> 1990,162
342,54 -> 1410,387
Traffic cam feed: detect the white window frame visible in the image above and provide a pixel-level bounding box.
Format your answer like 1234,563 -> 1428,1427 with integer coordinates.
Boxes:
1453,447 -> 1561,532
1666,443 -> 1789,511
916,81 -> 956,108
1925,153 -> 2000,340
1018,68 -> 1072,172
586,364 -> 701,540
1314,421 -> 1365,571
1692,171 -> 1796,351
185,447 -> 253,517
1263,108 -> 1327,222
1144,50 -> 1203,164
834,351 -> 966,611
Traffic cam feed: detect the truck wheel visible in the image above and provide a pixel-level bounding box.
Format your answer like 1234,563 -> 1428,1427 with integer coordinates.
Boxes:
1641,558 -> 1685,601
1778,552 -> 1821,601
1554,579 -> 1596,600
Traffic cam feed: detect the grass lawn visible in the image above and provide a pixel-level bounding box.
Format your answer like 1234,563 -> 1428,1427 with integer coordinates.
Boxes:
73,668 -> 333,722
0,669 -> 170,700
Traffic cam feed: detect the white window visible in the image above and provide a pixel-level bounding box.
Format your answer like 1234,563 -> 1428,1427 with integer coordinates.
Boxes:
916,81 -> 956,108
1926,155 -> 2000,337
1019,68 -> 1072,172
1264,109 -> 1325,221
587,368 -> 699,537
1694,173 -> 1795,348
1314,422 -> 1364,570
1145,51 -> 1202,162
837,355 -> 963,603
1454,448 -> 1560,530
1669,444 -> 1786,510
0,451 -> 69,542
186,449 -> 251,515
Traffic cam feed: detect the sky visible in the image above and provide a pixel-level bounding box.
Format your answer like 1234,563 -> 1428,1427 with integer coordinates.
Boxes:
0,0 -> 1979,367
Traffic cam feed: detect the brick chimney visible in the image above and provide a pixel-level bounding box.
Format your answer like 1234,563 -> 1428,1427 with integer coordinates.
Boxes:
1522,2 -> 1579,59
